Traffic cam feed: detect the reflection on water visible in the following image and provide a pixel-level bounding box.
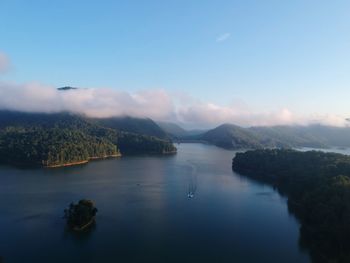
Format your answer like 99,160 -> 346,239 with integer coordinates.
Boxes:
62,222 -> 97,242
0,143 -> 310,263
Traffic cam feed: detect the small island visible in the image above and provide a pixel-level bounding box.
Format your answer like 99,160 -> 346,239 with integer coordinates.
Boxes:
233,149 -> 350,263
64,199 -> 98,231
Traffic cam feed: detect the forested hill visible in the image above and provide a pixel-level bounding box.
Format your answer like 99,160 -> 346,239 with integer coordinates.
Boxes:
93,116 -> 168,139
198,124 -> 264,149
0,111 -> 176,167
193,123 -> 350,149
232,149 -> 350,262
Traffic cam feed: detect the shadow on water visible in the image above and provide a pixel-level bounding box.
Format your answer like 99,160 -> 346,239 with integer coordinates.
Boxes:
233,166 -> 347,263
62,222 -> 97,243
234,170 -> 286,197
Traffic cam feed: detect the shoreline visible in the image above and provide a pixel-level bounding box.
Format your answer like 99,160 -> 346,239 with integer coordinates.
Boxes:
45,153 -> 122,168
7,150 -> 178,169
162,150 -> 177,155
46,160 -> 90,168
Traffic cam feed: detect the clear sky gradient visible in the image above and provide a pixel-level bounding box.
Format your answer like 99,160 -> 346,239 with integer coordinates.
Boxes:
0,0 -> 350,125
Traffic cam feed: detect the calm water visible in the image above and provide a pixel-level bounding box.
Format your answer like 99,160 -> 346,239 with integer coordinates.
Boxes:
0,143 -> 310,263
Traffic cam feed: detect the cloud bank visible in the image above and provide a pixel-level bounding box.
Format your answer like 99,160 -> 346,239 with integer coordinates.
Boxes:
0,81 -> 347,129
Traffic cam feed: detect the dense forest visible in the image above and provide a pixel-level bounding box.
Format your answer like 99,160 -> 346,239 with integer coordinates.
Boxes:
0,126 -> 118,167
0,111 -> 176,167
232,149 -> 350,263
93,116 -> 169,139
116,131 -> 176,154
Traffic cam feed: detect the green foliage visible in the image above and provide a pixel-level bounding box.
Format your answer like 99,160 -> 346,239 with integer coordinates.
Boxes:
0,126 -> 118,167
93,116 -> 169,139
0,111 -> 176,167
64,199 -> 97,229
232,149 -> 350,262
199,124 -> 266,149
116,131 -> 176,154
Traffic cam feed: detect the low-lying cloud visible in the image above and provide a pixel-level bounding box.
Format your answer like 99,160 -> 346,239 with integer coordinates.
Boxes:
0,81 -> 347,129
0,82 -> 175,120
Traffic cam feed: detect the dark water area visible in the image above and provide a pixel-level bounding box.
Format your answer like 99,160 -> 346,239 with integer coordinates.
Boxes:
0,143 -> 310,263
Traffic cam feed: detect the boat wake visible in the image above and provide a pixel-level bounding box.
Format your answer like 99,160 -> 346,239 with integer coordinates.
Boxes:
187,161 -> 197,199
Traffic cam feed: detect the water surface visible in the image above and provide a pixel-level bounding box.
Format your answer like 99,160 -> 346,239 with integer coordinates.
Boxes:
0,143 -> 310,263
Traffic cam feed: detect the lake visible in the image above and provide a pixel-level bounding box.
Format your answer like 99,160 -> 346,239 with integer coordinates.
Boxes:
0,143 -> 310,263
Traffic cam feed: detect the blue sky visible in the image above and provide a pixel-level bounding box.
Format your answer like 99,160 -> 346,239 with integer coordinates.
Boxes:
0,1 -> 350,127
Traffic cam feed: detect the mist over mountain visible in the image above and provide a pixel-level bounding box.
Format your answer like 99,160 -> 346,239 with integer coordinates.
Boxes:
1,81 -> 350,151
0,81 -> 348,129
2,105 -> 350,153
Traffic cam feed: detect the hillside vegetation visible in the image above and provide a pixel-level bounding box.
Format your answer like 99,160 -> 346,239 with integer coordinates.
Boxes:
94,116 -> 168,139
0,111 -> 176,167
193,123 -> 350,149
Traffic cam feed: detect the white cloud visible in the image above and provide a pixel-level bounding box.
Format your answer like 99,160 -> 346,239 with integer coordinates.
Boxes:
216,33 -> 231,42
0,81 -> 347,129
0,52 -> 10,73
0,82 -> 175,121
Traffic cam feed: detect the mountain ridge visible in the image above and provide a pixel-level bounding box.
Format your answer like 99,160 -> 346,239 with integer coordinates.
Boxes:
197,123 -> 350,149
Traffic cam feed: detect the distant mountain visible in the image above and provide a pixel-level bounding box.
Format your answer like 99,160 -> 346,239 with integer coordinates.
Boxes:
185,129 -> 208,136
297,124 -> 350,147
197,123 -> 350,149
198,124 -> 264,149
0,111 -> 176,167
157,121 -> 208,139
157,122 -> 188,137
94,116 -> 168,140
249,125 -> 350,148
249,125 -> 327,148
